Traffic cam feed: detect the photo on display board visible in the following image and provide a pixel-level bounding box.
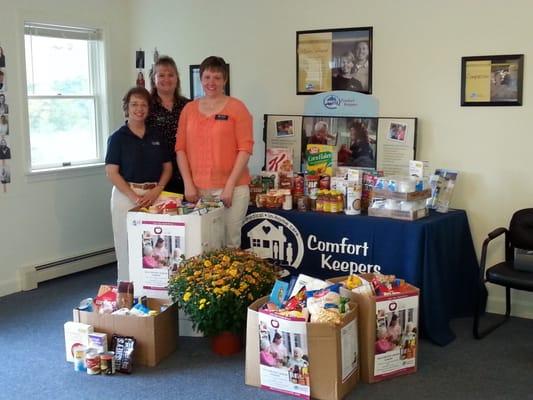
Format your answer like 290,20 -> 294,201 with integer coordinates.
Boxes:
0,136 -> 11,160
297,27 -> 373,95
0,69 -> 6,92
0,114 -> 8,135
0,46 -> 5,68
302,116 -> 377,170
1,164 -> 10,184
0,93 -> 8,114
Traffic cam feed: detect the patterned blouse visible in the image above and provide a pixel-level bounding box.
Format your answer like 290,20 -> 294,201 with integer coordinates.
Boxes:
146,95 -> 191,153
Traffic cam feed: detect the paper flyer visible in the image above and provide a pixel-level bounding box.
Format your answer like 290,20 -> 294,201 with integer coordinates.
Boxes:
374,293 -> 418,379
258,312 -> 310,399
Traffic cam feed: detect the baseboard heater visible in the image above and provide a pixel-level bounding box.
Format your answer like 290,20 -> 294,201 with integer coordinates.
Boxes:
19,248 -> 116,291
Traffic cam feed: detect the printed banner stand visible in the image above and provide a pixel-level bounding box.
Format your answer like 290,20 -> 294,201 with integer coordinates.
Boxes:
303,91 -> 379,117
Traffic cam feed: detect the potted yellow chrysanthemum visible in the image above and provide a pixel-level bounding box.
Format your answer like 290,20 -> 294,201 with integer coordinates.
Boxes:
168,248 -> 279,355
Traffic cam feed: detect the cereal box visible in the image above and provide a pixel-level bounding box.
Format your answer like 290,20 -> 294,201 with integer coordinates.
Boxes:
306,144 -> 335,176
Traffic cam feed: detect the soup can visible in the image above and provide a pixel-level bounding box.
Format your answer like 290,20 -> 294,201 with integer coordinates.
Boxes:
85,350 -> 101,375
100,351 -> 116,375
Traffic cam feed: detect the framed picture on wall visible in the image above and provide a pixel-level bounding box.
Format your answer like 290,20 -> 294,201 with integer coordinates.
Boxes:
189,64 -> 230,99
461,54 -> 524,106
296,27 -> 373,95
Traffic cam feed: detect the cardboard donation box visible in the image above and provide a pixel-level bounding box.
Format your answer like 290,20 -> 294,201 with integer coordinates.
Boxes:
245,296 -> 359,400
328,275 -> 419,383
73,298 -> 178,367
127,207 -> 225,337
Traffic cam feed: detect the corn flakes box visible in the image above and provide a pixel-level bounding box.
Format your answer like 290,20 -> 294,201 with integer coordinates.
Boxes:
306,144 -> 335,176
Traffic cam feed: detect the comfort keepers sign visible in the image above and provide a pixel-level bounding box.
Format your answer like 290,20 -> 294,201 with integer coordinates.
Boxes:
241,212 -> 382,279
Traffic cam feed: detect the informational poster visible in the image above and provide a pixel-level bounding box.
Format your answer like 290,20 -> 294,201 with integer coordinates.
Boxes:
264,115 -> 303,172
258,312 -> 310,399
127,214 -> 186,299
376,118 -> 417,176
264,114 -> 416,175
374,293 -> 418,379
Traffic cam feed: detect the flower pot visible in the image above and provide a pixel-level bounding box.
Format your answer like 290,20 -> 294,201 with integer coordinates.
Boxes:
210,331 -> 243,356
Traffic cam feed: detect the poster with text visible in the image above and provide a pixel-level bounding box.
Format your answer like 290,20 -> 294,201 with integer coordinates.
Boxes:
374,292 -> 418,379
376,118 -> 417,176
258,312 -> 310,399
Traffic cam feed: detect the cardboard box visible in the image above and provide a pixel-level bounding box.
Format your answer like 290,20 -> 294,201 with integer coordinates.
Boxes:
64,321 -> 93,362
245,296 -> 359,400
127,207 -> 224,336
73,298 -> 178,367
328,275 -> 419,383
368,207 -> 428,221
127,207 -> 225,300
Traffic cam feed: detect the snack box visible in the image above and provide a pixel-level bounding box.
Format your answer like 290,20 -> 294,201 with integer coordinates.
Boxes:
73,298 -> 178,367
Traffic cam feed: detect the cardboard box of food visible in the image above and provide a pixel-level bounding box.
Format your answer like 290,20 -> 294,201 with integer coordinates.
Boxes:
73,298 -> 178,367
127,207 -> 224,337
245,296 -> 359,400
328,275 -> 419,383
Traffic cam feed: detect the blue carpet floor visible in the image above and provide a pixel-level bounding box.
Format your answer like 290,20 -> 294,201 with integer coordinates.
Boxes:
0,264 -> 532,400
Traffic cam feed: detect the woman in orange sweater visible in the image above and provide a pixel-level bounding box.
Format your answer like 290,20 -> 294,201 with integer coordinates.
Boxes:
176,56 -> 253,247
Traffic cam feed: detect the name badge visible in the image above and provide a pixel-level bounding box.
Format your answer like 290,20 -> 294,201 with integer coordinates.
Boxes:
151,141 -> 160,146
215,114 -> 229,121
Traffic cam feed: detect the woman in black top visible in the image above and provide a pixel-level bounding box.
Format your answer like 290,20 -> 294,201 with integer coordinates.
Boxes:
146,56 -> 190,194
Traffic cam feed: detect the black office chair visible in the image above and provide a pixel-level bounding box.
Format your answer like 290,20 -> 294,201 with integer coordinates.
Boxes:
473,208 -> 533,339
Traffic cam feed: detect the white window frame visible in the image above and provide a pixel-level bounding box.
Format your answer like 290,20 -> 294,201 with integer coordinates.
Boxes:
22,21 -> 108,177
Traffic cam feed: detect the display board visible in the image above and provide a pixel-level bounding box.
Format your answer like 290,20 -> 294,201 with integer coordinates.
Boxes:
263,114 -> 417,175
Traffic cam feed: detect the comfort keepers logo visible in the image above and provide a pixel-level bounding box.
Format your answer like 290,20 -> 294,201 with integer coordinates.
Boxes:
242,212 -> 304,270
323,95 -> 341,109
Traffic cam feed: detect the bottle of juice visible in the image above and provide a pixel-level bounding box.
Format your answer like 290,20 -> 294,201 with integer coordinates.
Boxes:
315,189 -> 324,212
336,190 -> 344,213
329,190 -> 337,213
323,190 -> 331,213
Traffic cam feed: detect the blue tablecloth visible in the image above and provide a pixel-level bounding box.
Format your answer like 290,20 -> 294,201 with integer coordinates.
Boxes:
241,208 -> 481,346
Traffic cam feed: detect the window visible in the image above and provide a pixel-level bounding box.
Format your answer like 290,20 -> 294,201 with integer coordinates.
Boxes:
24,22 -> 107,172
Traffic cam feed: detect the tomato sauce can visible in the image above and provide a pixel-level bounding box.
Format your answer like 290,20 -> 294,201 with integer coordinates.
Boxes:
85,350 -> 101,375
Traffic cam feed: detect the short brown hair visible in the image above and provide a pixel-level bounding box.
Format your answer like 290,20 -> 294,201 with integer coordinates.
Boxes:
199,56 -> 228,80
122,87 -> 151,117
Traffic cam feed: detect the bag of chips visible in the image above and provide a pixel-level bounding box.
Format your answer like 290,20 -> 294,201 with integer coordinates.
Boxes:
112,334 -> 136,374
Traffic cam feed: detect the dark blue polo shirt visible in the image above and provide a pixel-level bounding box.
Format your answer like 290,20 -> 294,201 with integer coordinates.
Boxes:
105,124 -> 171,183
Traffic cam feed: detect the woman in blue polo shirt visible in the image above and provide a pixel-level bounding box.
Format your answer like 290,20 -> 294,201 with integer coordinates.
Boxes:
105,87 -> 172,281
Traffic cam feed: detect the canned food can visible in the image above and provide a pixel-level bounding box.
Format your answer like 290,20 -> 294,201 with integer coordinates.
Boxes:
100,351 -> 116,375
85,350 -> 101,375
73,345 -> 86,372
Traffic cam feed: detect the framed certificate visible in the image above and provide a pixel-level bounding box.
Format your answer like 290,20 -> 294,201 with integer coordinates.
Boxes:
461,54 -> 523,106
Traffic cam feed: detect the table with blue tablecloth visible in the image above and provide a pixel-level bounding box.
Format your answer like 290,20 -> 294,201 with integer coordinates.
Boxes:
241,207 -> 481,346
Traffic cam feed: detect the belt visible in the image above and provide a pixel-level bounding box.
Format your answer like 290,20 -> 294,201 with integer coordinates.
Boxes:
130,182 -> 157,190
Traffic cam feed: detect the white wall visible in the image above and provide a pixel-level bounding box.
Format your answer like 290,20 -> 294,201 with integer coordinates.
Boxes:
128,0 -> 533,316
0,0 -> 132,295
2,0 -> 532,317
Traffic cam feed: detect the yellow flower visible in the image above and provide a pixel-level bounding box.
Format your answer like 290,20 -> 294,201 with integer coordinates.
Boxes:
222,255 -> 230,263
199,303 -> 205,310
204,260 -> 212,267
183,292 -> 192,302
228,268 -> 238,278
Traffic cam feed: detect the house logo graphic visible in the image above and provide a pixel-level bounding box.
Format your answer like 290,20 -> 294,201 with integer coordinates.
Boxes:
242,212 -> 304,270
